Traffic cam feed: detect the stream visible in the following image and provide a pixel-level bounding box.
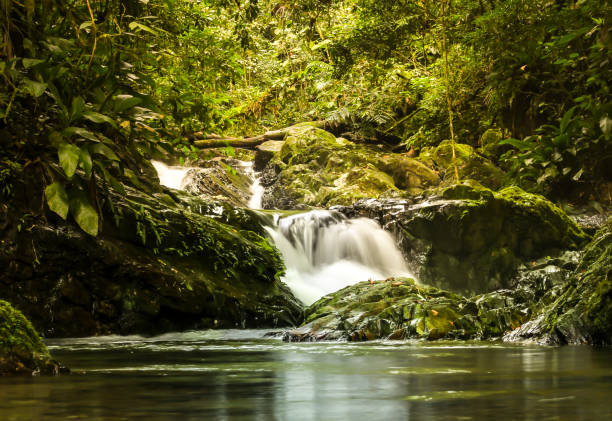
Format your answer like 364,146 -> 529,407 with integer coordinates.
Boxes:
2,161 -> 607,420
1,331 -> 611,420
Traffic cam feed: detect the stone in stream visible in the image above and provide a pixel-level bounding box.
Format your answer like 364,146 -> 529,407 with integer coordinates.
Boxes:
283,277 -> 536,342
0,300 -> 65,375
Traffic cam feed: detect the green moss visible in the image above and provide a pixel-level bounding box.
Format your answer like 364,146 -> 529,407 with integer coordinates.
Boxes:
267,124 -> 440,207
0,300 -> 57,375
295,277 -> 530,341
433,140 -> 504,189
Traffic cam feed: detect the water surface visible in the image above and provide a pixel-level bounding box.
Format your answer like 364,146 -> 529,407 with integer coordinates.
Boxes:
1,330 -> 611,420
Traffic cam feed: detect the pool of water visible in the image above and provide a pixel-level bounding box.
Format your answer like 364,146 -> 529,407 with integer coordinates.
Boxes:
1,330 -> 611,420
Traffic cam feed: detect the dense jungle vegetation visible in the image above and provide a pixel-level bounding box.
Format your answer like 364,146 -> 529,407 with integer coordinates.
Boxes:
0,0 -> 610,236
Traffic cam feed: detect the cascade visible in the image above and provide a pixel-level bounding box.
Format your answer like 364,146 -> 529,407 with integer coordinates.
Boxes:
151,160 -> 413,305
264,210 -> 412,305
151,160 -> 195,190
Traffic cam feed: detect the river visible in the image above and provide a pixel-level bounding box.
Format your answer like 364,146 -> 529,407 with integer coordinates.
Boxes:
1,330 -> 610,420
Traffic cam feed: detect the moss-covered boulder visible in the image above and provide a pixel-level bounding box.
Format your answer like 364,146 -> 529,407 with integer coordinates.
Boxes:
0,300 -> 61,375
0,168 -> 303,337
479,128 -> 504,159
433,140 -> 504,189
283,277 -> 535,342
336,183 -> 588,295
261,123 -> 439,208
506,222 -> 612,345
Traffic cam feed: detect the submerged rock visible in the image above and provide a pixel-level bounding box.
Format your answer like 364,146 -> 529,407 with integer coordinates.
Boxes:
337,183 -> 588,295
0,300 -> 63,375
261,123 -> 440,208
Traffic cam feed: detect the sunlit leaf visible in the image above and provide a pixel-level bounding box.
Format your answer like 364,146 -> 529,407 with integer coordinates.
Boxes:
58,142 -> 80,178
44,182 -> 69,219
83,111 -> 118,128
90,143 -> 119,161
70,193 -> 99,236
79,147 -> 93,179
600,116 -> 612,135
113,95 -> 142,113
22,79 -> 47,97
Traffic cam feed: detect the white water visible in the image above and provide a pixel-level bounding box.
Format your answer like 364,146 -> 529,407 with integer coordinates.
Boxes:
151,160 -> 264,209
238,161 -> 264,209
265,210 -> 413,305
152,160 -> 413,305
151,160 -> 195,190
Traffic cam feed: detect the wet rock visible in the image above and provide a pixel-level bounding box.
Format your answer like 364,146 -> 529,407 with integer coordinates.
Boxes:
181,159 -> 253,207
283,277 -> 539,342
0,173 -> 304,337
255,140 -> 284,171
505,222 -> 612,346
0,300 -> 65,375
335,183 -> 588,295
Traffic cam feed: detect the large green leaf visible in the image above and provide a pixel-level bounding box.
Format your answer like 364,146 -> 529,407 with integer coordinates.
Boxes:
91,143 -> 119,161
62,126 -> 99,142
79,148 -> 93,179
70,96 -> 85,123
113,95 -> 142,113
22,79 -> 47,97
58,142 -> 80,178
44,182 -> 69,220
70,193 -> 99,236
83,111 -> 118,128
498,138 -> 534,151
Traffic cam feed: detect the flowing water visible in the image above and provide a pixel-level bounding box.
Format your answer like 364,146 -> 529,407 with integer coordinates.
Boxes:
151,160 -> 413,305
1,331 -> 611,420
151,160 -> 195,190
265,210 -> 413,305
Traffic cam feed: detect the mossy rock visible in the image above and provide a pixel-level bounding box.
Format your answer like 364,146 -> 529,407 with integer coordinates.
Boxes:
283,277 -> 534,342
0,168 -> 304,337
479,128 -> 504,159
336,183 -> 588,295
0,300 -> 61,375
507,222 -> 612,345
433,140 -> 504,189
261,124 -> 439,208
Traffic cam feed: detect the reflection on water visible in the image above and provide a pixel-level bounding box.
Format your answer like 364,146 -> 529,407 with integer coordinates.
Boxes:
0,330 -> 611,421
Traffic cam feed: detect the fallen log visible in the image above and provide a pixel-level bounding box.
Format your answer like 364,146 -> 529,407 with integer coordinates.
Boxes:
193,128 -> 286,149
192,121 -> 335,149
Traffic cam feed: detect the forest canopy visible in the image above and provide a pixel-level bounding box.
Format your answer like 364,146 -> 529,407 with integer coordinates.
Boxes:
0,0 -> 610,235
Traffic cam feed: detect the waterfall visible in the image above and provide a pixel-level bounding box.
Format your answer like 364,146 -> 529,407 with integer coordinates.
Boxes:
151,160 -> 194,190
238,161 -> 264,209
151,160 -> 413,306
265,210 -> 413,305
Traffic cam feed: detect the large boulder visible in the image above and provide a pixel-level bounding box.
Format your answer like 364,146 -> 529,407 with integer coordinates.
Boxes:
0,300 -> 62,375
261,123 -> 440,208
506,222 -> 612,345
336,183 -> 589,295
283,276 -> 540,342
0,171 -> 303,337
433,140 -> 505,189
